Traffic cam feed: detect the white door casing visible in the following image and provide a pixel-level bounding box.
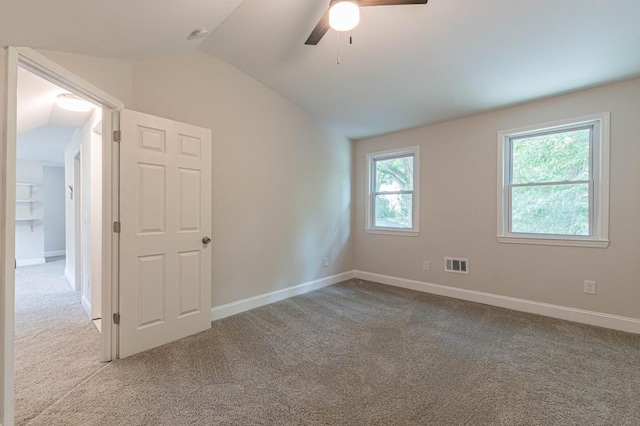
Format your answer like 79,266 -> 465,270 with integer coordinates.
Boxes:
3,47 -> 123,426
119,109 -> 212,358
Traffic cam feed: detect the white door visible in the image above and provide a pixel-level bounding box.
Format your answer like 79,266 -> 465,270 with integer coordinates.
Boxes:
119,109 -> 212,358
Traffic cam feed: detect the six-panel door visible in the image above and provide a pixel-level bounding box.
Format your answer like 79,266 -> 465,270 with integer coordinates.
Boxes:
119,109 -> 212,358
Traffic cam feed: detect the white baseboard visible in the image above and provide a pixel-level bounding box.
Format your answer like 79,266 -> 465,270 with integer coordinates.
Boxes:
81,295 -> 92,319
211,271 -> 355,321
16,257 -> 45,267
44,250 -> 66,257
354,270 -> 640,335
64,268 -> 75,290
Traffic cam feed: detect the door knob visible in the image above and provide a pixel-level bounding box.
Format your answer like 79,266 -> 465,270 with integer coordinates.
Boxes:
202,236 -> 211,245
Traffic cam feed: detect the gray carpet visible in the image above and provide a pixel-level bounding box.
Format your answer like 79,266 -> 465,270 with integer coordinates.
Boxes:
20,278 -> 640,425
15,260 -> 104,426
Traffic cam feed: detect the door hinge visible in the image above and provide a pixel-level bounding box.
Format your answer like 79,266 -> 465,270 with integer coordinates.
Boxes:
113,221 -> 121,233
113,130 -> 121,143
113,313 -> 120,324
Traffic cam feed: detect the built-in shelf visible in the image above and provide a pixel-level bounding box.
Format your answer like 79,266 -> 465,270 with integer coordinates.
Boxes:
16,183 -> 39,231
16,217 -> 37,232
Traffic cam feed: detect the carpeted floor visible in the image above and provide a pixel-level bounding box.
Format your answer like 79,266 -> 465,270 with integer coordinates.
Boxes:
15,260 -> 104,426
16,277 -> 640,425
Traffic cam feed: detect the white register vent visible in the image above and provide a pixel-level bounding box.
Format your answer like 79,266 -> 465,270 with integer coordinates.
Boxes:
444,257 -> 469,274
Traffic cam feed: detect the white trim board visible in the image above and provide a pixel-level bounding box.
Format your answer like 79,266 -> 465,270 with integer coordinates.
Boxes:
81,296 -> 91,320
15,258 -> 45,267
211,271 -> 355,321
354,270 -> 640,335
44,250 -> 65,257
64,268 -> 75,291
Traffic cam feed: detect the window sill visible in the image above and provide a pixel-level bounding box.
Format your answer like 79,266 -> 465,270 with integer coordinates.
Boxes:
366,228 -> 419,237
497,236 -> 609,248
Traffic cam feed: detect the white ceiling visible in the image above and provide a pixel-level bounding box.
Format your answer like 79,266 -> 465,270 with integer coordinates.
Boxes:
0,0 -> 245,60
2,0 -> 640,138
17,125 -> 78,164
16,68 -> 99,164
199,0 -> 640,138
17,67 -> 94,134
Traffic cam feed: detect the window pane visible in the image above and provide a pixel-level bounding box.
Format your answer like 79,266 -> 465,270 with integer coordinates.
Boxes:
375,155 -> 414,192
375,194 -> 412,228
511,128 -> 590,184
511,183 -> 589,235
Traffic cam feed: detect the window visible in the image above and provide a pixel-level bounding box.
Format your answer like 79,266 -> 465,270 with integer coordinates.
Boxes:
366,147 -> 419,235
497,113 -> 610,247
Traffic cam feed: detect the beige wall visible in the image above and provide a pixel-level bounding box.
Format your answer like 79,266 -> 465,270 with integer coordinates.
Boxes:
9,47 -> 637,322
38,50 -> 134,106
33,49 -> 353,308
354,78 -> 640,319
132,51 -> 353,307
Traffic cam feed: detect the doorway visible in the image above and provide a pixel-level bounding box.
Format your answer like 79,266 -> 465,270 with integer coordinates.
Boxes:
13,66 -> 106,425
3,47 -> 213,426
2,47 -> 123,426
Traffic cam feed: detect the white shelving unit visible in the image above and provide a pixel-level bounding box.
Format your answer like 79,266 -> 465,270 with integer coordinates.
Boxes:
15,183 -> 39,232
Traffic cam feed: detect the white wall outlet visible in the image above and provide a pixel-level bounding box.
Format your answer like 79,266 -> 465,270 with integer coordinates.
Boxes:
422,260 -> 429,271
584,280 -> 597,295
323,256 -> 329,267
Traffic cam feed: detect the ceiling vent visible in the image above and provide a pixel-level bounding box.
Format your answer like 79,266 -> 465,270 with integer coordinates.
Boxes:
187,27 -> 209,41
444,257 -> 469,274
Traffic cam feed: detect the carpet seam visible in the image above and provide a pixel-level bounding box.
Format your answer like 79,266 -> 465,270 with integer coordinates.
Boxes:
23,362 -> 111,426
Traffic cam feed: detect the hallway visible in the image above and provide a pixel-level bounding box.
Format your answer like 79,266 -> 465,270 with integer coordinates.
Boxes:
14,260 -> 103,425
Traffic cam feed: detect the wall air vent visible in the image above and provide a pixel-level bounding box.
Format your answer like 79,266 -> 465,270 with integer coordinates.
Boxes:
444,257 -> 469,274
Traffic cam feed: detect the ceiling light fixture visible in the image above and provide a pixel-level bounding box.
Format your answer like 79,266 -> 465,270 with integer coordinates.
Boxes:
56,93 -> 93,112
329,0 -> 360,32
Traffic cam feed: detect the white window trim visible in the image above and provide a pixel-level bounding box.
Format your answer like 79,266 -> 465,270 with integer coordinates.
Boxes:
366,146 -> 420,236
497,112 -> 610,248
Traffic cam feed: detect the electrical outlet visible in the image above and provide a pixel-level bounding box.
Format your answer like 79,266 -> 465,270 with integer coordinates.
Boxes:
584,280 -> 596,295
323,256 -> 329,267
422,260 -> 429,271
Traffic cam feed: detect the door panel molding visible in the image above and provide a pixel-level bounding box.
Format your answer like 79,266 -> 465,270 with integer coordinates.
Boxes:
119,109 -> 212,358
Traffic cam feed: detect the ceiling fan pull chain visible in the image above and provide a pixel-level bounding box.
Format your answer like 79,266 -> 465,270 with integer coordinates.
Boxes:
350,31 -> 353,45
337,31 -> 341,65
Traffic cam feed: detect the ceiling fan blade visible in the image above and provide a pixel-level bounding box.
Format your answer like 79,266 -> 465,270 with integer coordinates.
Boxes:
305,8 -> 331,45
359,0 -> 428,6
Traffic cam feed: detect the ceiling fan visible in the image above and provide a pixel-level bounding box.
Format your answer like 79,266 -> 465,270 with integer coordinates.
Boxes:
305,0 -> 429,45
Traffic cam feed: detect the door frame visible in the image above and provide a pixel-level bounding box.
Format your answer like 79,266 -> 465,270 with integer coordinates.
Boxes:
73,152 -> 82,292
1,47 -> 124,426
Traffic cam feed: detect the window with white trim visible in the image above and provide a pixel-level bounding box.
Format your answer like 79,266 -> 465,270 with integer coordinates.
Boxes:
366,147 -> 419,235
497,113 -> 610,247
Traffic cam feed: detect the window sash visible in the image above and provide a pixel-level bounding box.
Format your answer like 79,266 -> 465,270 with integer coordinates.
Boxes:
507,181 -> 594,236
372,193 -> 414,229
505,124 -> 595,237
372,154 -> 414,192
508,124 -> 594,185
372,190 -> 414,196
369,152 -> 416,231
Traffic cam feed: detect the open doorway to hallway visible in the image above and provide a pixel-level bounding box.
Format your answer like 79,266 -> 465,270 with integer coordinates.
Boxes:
14,66 -> 105,425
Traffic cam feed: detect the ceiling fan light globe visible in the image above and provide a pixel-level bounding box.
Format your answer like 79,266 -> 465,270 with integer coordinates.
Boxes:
329,1 -> 360,32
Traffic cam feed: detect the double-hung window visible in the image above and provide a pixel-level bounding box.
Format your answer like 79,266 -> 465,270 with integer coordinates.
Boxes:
497,113 -> 610,247
366,147 -> 419,235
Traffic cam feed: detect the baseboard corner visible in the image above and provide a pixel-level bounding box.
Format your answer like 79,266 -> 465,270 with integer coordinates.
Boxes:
353,270 -> 640,335
211,270 -> 355,322
15,257 -> 46,267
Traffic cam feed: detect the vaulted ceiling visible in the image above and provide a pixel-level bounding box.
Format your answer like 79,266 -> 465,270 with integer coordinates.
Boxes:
17,68 -> 95,134
2,0 -> 640,138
